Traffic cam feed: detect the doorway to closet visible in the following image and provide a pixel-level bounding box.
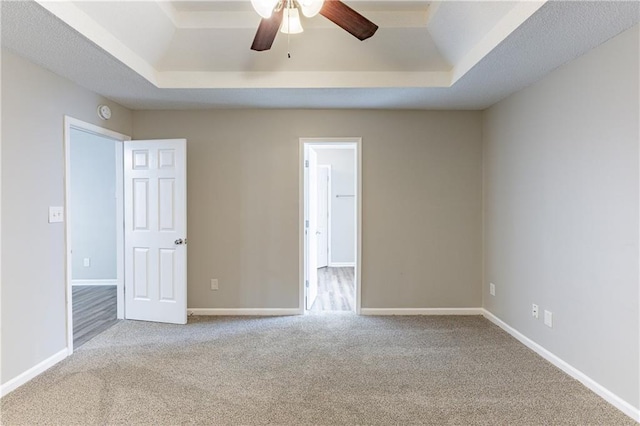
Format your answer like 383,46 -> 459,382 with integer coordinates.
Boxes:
301,139 -> 361,313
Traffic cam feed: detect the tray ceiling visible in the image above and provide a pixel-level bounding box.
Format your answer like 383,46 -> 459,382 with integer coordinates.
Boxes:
1,0 -> 638,109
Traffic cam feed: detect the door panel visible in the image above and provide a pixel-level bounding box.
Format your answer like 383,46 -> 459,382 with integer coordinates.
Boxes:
317,166 -> 329,268
158,178 -> 175,230
133,247 -> 150,299
306,148 -> 319,310
159,248 -> 176,300
133,179 -> 149,230
124,139 -> 187,324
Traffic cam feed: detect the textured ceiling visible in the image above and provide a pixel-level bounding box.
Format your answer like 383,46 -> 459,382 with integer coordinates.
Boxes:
1,1 -> 638,110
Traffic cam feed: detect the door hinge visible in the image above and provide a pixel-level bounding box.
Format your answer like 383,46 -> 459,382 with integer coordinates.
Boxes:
305,219 -> 309,228
305,280 -> 309,288
305,160 -> 309,168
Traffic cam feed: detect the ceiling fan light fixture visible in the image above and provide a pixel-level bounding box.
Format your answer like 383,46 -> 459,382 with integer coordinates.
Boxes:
299,0 -> 324,18
281,6 -> 304,34
251,0 -> 280,19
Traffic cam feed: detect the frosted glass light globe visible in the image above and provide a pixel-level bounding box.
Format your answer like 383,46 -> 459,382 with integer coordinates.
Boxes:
251,0 -> 280,18
299,0 -> 324,17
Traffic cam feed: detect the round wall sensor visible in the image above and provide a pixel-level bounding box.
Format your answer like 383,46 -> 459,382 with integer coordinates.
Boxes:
97,104 -> 112,120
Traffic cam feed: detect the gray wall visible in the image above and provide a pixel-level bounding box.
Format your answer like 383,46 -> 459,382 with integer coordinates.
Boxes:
133,109 -> 483,310
1,48 -> 132,385
483,25 -> 639,409
316,148 -> 355,265
70,128 -> 117,281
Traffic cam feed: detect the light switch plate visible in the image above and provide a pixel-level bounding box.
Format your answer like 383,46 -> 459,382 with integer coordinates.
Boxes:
544,310 -> 553,328
48,206 -> 64,223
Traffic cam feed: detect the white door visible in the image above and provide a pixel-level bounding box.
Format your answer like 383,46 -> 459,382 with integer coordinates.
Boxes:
305,148 -> 319,310
124,139 -> 187,324
316,166 -> 329,268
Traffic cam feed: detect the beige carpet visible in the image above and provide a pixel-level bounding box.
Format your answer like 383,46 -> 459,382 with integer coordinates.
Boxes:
1,315 -> 634,425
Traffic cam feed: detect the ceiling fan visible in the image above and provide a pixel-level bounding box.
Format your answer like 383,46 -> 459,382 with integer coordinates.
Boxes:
250,0 -> 379,51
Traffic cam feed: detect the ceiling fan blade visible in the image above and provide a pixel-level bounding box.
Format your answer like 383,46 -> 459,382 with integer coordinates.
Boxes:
320,0 -> 378,41
251,7 -> 284,51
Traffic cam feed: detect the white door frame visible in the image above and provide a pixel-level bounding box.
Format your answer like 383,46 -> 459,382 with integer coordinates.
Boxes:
299,138 -> 362,314
63,116 -> 130,355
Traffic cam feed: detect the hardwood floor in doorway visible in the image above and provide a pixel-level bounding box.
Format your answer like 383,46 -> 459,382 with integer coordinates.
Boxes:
310,267 -> 355,312
72,285 -> 118,348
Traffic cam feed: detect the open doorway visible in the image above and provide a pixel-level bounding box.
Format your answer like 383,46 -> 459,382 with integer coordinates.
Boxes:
64,117 -> 129,351
300,139 -> 361,314
65,118 -> 188,353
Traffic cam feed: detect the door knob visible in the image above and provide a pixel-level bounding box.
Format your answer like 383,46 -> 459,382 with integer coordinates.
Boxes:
175,238 -> 184,245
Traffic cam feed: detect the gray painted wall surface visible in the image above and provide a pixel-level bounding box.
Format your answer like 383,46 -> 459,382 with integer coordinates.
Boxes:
70,128 -> 117,281
316,148 -> 355,265
133,109 -> 484,310
483,25 -> 639,409
1,48 -> 132,385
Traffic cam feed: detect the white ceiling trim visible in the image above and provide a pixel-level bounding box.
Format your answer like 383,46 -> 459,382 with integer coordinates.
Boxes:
450,0 -> 546,84
36,0 -> 159,86
156,0 -> 180,27
156,70 -> 451,88
424,0 -> 441,27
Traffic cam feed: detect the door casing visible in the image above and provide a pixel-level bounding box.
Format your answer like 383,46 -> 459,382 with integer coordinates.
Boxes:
63,116 -> 130,355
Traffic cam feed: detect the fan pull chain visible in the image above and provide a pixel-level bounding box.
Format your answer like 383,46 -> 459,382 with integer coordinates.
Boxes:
287,0 -> 291,58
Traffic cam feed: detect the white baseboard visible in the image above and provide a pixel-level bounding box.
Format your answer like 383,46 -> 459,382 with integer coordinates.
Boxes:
360,308 -> 484,316
72,279 -> 117,286
482,309 -> 640,422
0,348 -> 67,398
328,262 -> 355,267
188,308 -> 302,316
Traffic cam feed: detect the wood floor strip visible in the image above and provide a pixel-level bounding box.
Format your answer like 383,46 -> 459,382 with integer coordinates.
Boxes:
72,285 -> 118,348
309,267 -> 355,312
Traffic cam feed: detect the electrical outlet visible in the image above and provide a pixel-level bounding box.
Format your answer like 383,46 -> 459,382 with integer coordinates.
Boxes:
210,278 -> 219,291
83,258 -> 91,267
532,303 -> 539,318
544,310 -> 553,328
489,283 -> 495,296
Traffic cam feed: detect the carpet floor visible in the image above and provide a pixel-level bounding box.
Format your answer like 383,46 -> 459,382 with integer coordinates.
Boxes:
0,315 -> 634,425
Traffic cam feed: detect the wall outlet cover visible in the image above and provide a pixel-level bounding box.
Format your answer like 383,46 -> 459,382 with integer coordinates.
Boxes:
532,303 -> 539,318
48,206 -> 64,223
